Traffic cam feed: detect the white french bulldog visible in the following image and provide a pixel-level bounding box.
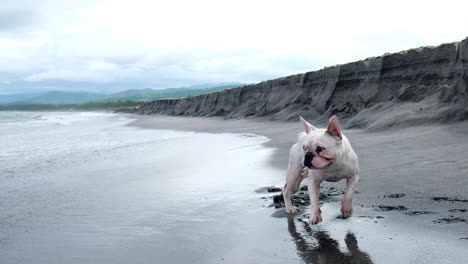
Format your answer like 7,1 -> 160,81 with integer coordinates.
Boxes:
282,115 -> 359,224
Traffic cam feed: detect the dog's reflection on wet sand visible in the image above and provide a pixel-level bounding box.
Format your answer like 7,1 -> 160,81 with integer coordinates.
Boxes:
287,217 -> 373,264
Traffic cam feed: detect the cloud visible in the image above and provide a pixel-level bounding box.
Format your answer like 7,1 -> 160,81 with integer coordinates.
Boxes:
0,8 -> 38,31
1,0 -> 468,94
24,69 -> 111,83
0,38 -> 47,49
24,60 -> 123,82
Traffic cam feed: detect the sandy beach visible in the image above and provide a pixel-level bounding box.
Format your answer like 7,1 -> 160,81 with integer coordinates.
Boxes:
128,113 -> 468,263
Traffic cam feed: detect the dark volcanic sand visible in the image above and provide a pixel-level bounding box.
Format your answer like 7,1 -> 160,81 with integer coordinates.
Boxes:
127,114 -> 468,263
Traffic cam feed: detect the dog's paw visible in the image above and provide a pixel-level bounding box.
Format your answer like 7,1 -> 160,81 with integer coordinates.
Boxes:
285,207 -> 299,214
340,203 -> 353,218
308,212 -> 322,224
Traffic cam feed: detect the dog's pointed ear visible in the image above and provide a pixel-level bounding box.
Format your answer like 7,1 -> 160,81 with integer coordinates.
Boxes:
300,116 -> 316,134
326,115 -> 342,140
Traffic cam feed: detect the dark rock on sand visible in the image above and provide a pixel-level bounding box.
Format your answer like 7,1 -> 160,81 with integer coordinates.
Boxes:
405,211 -> 437,216
385,193 -> 405,198
298,185 -> 344,196
255,186 -> 282,193
448,209 -> 467,213
431,197 -> 468,203
355,215 -> 385,223
117,37 -> 468,130
271,193 -> 309,209
374,205 -> 408,211
270,186 -> 344,208
433,217 -> 466,224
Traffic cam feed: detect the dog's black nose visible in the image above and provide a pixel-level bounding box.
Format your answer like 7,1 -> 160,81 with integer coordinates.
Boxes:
303,151 -> 314,168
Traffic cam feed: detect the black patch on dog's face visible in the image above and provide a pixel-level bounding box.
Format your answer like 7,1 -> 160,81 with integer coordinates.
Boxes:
303,151 -> 314,168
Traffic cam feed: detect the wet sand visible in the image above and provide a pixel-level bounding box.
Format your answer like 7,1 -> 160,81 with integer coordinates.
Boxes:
128,114 -> 468,263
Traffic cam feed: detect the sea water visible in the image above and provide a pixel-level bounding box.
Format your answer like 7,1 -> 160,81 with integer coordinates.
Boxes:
0,111 -> 282,264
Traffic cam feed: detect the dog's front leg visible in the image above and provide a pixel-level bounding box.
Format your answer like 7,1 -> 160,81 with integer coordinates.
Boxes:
283,167 -> 302,213
308,178 -> 323,224
341,174 -> 359,218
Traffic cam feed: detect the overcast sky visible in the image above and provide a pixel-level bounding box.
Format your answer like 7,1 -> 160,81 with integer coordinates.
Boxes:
1,0 -> 467,94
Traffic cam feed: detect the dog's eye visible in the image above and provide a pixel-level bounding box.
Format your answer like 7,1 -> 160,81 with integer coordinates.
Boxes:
316,146 -> 325,153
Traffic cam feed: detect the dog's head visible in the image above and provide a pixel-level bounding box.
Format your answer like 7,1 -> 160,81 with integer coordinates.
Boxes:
300,115 -> 343,169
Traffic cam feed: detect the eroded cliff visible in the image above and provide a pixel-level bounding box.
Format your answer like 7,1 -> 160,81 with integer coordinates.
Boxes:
118,38 -> 468,130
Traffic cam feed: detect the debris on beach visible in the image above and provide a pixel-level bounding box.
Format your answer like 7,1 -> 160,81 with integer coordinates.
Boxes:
432,217 -> 466,224
431,197 -> 468,203
355,215 -> 385,223
255,186 -> 282,193
374,205 -> 408,211
385,193 -> 405,198
267,186 -> 344,208
448,209 -> 467,213
405,211 -> 436,216
357,215 -> 384,219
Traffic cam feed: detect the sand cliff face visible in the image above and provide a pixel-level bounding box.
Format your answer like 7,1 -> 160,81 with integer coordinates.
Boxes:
119,37 -> 468,130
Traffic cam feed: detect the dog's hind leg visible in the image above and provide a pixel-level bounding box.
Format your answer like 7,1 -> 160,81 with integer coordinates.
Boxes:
341,174 -> 359,218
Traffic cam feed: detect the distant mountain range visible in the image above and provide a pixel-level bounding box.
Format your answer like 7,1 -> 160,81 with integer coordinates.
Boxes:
18,91 -> 107,104
0,92 -> 44,104
0,83 -> 243,105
